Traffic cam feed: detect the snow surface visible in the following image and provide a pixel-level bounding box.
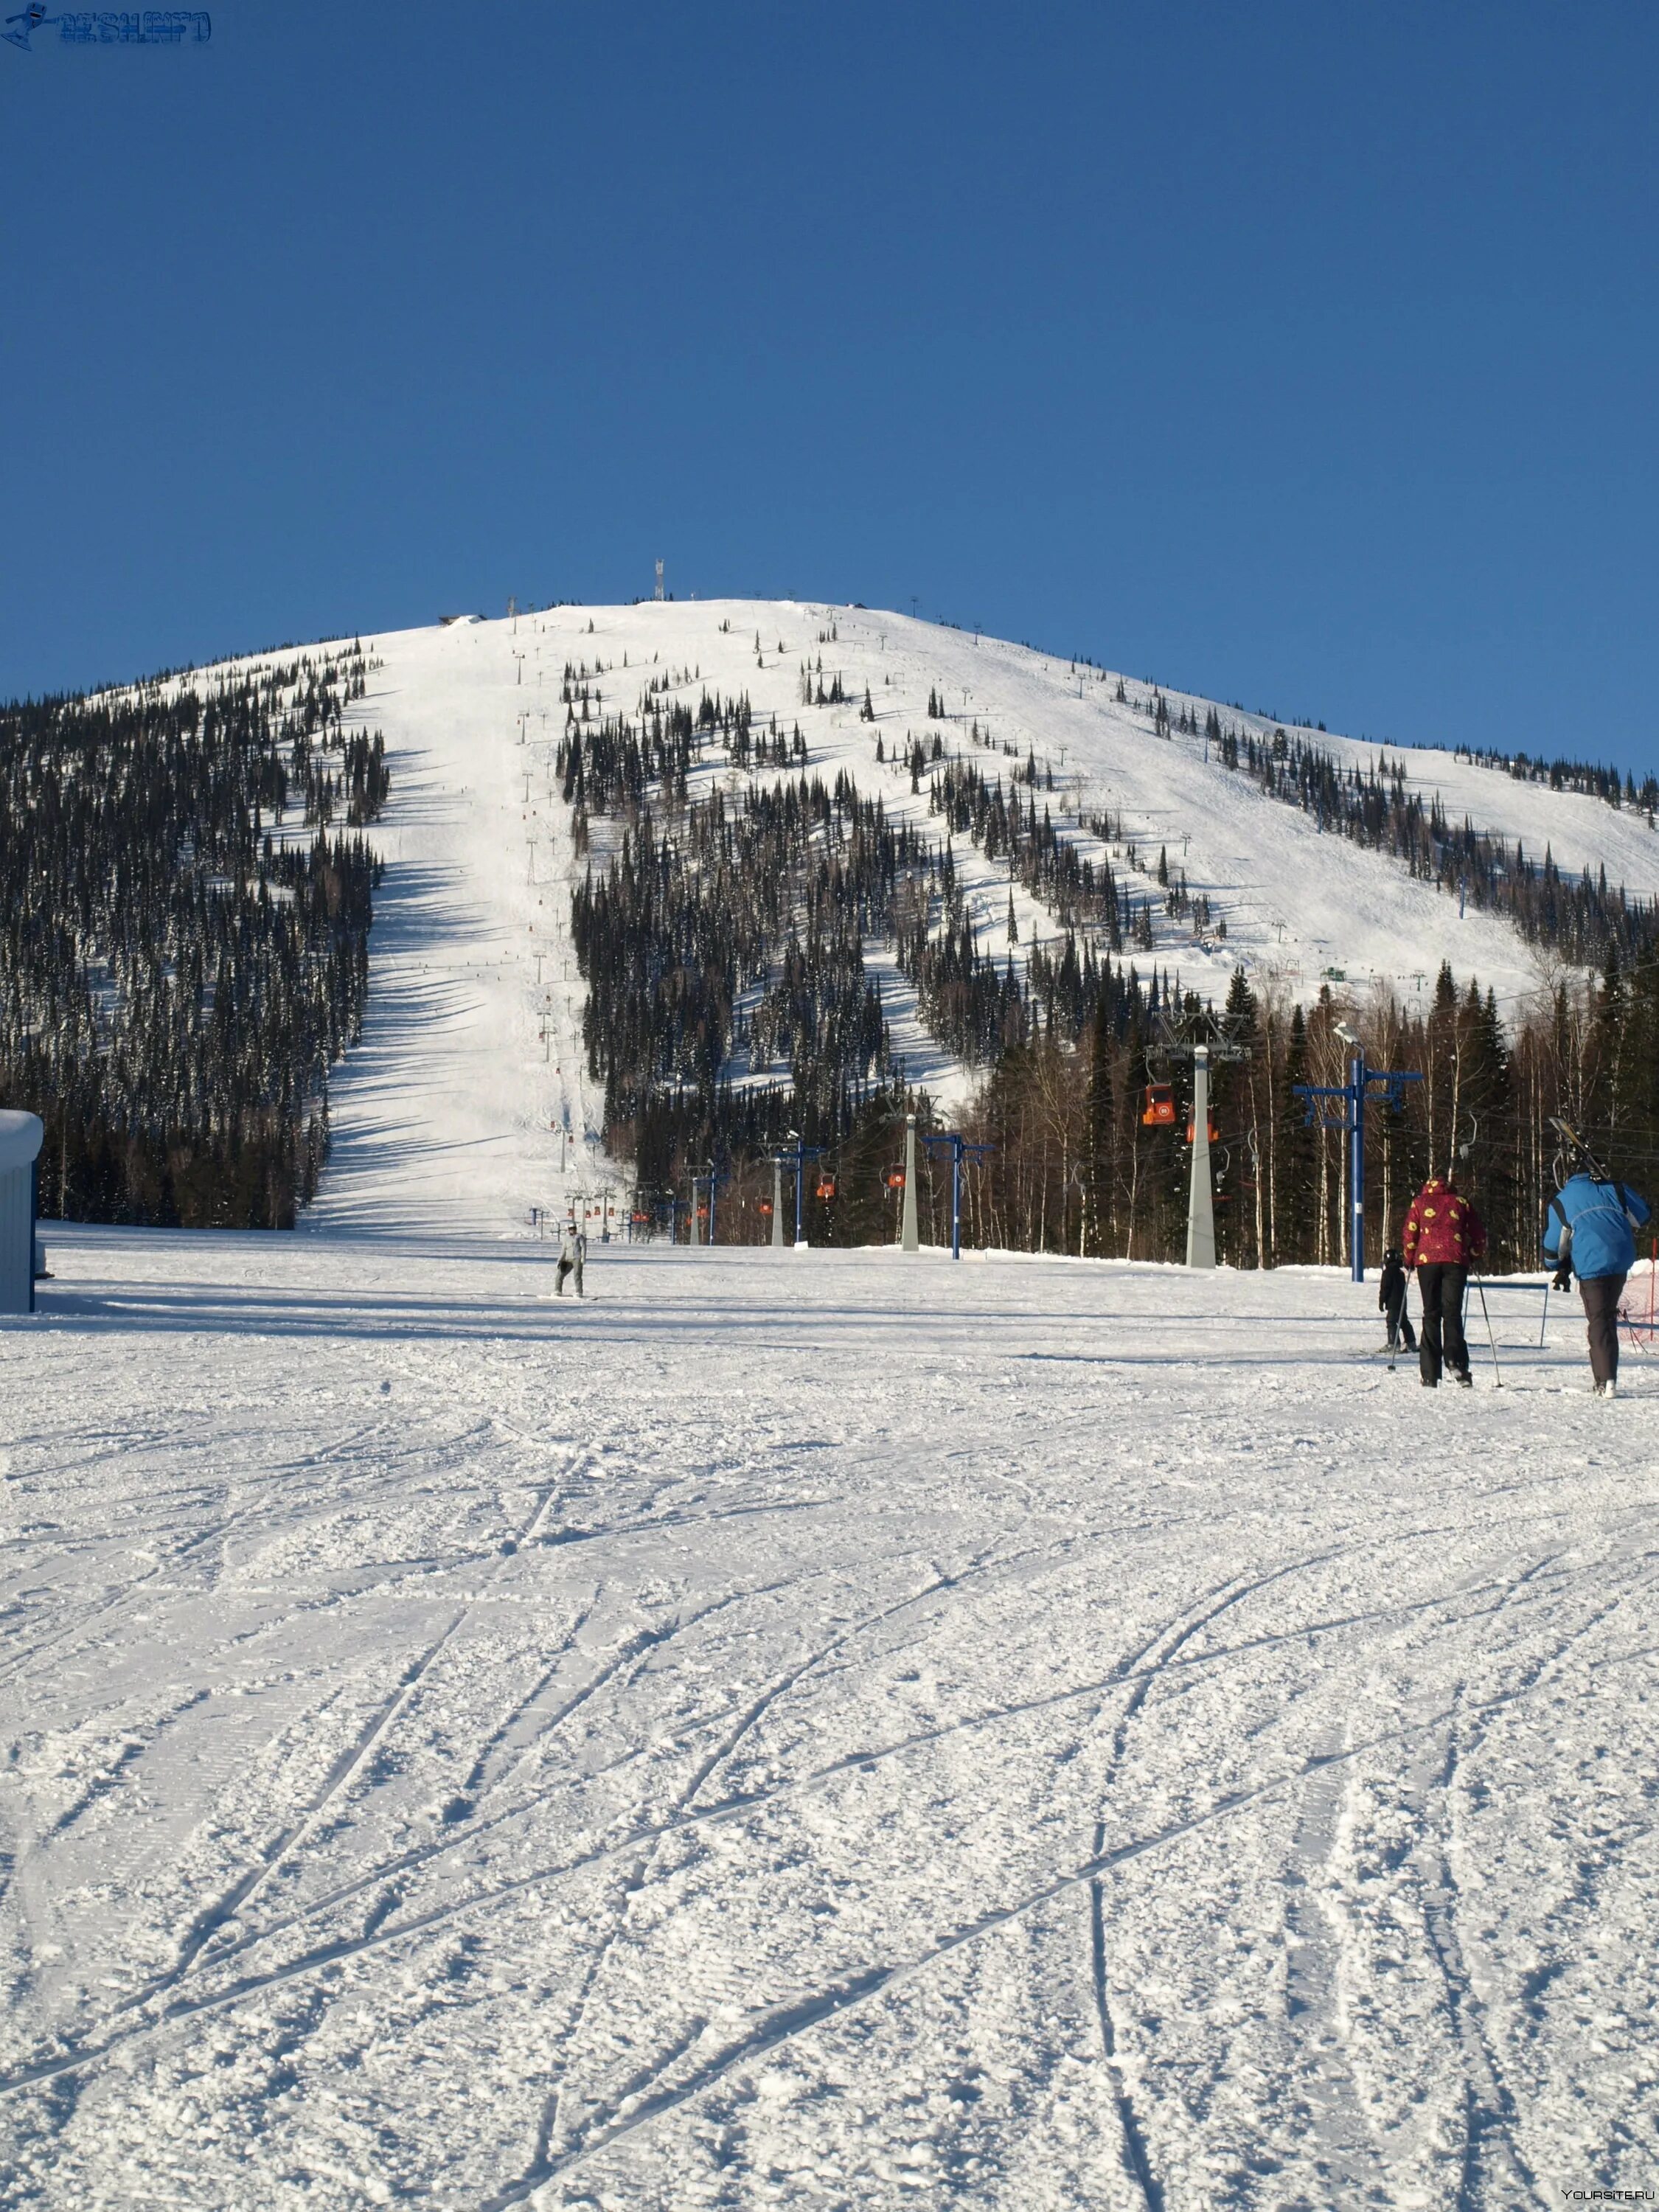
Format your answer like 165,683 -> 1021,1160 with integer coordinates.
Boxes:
4,1226 -> 1658,2208
12,601 -> 1658,2202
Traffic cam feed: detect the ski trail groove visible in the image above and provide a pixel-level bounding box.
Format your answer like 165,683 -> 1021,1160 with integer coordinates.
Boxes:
0,1569 -> 1561,2106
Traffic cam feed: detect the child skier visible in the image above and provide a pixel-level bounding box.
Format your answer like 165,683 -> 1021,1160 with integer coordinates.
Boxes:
1378,1245 -> 1416,1354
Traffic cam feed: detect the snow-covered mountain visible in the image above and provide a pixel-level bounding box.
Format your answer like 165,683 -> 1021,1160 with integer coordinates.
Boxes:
150,599 -> 1655,1237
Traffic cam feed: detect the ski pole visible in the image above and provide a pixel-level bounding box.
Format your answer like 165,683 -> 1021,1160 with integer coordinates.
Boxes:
1475,1273 -> 1501,1387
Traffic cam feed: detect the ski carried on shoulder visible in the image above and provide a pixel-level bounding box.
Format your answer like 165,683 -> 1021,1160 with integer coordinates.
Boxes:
1550,1116 -> 1612,1181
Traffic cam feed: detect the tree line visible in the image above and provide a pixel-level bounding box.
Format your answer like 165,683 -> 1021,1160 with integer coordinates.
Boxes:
571,668 -> 1659,1267
664,953 -> 1659,1276
1225,725 -> 1659,972
0,650 -> 384,1228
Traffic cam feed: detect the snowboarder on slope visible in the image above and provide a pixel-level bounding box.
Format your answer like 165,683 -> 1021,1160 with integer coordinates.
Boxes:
1378,1244 -> 1416,1355
1543,1166 -> 1649,1397
1401,1174 -> 1485,1388
554,1220 -> 585,1298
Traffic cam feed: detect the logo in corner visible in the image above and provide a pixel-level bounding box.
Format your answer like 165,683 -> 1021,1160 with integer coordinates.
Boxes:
5,8 -> 211,48
3,4 -> 51,48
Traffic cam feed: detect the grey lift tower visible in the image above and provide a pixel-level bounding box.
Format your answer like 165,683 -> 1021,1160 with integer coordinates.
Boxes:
1188,1043 -> 1216,1268
901,1114 -> 919,1251
1151,1010 -> 1251,1270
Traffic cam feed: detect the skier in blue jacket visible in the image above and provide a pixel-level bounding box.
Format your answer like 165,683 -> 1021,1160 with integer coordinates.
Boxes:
1543,1169 -> 1651,1397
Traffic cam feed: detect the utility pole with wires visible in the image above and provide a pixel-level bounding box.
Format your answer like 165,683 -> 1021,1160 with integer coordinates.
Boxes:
1293,1027 -> 1422,1283
922,1131 -> 994,1259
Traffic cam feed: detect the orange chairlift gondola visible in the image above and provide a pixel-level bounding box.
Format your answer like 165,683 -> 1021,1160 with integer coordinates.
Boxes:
1141,1082 -> 1176,1127
815,1175 -> 838,1200
886,1166 -> 906,1190
1186,1112 -> 1220,1144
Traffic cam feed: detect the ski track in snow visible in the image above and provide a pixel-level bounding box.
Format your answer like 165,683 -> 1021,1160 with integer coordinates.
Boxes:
8,599 -> 1659,2203
4,1231 -> 1657,2208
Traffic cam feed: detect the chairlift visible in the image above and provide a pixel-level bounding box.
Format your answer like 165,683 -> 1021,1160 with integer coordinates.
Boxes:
815,1176 -> 837,1200
1141,1082 -> 1175,1127
759,1200 -> 773,1217
1185,1114 -> 1219,1144
630,1211 -> 650,1225
886,1168 -> 905,1189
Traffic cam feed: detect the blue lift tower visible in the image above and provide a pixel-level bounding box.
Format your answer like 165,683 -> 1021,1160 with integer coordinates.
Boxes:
922,1130 -> 995,1259
1293,1030 -> 1422,1282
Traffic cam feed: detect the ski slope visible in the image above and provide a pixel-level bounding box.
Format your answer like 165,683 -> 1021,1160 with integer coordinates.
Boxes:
242,597 -> 1650,1237
3,1226 -> 1655,2207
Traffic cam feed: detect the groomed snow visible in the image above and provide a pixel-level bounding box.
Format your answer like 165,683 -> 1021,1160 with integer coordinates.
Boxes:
4,1227 -> 1655,2207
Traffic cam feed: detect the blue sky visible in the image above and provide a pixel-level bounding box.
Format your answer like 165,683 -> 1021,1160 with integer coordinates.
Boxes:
4,1 -> 1655,773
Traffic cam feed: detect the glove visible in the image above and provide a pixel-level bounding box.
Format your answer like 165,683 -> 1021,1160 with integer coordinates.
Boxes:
1551,1262 -> 1572,1293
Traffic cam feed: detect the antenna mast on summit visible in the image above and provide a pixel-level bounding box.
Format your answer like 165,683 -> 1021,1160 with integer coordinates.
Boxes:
654,559 -> 664,602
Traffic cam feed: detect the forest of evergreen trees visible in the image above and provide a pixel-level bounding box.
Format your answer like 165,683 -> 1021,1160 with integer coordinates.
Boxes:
1457,742 -> 1658,816
1222,723 -> 1659,970
0,649 -> 385,1228
570,667 -> 1659,1270
667,954 -> 1659,1278
950,951 -> 1659,1276
561,677 -> 1200,1197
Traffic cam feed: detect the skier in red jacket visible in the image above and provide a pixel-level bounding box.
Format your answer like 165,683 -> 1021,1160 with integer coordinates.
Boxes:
1400,1174 -> 1486,1388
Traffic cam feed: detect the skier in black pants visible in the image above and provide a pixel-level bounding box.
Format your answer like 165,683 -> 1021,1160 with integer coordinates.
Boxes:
1401,1174 -> 1486,1387
1378,1245 -> 1416,1354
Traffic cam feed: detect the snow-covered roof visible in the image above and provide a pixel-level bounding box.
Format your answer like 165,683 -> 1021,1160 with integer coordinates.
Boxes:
0,1111 -> 44,1172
